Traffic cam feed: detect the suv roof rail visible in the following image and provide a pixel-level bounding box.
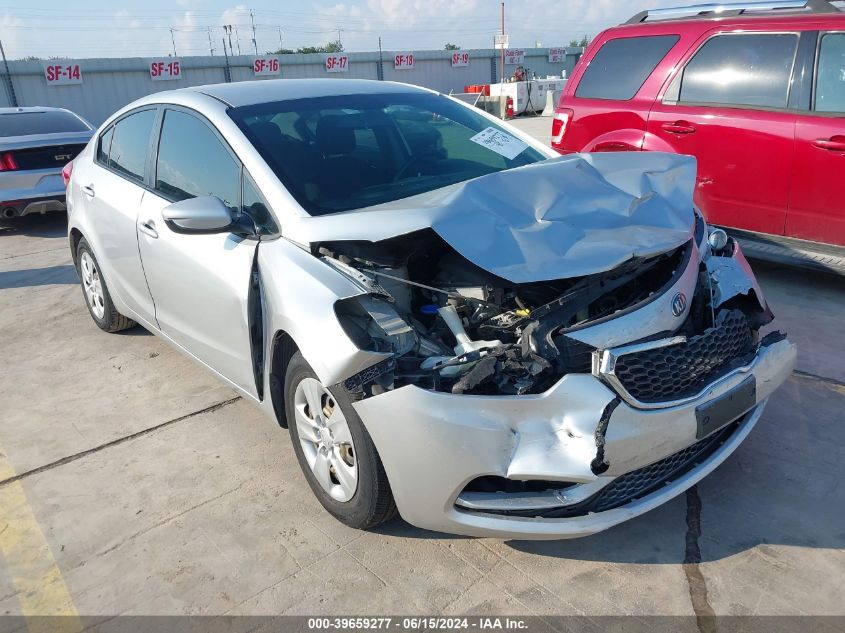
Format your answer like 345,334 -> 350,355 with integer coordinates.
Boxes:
625,0 -> 841,24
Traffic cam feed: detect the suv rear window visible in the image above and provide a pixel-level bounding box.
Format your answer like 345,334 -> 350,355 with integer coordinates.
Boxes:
0,110 -> 89,137
676,33 -> 798,109
575,35 -> 679,100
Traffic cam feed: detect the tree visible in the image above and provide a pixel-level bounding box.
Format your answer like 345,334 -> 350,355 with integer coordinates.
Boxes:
444,43 -> 460,50
272,39 -> 344,55
578,35 -> 590,47
568,39 -> 579,47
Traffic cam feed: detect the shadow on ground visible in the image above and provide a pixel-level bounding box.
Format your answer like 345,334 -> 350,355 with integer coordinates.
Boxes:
0,213 -> 68,239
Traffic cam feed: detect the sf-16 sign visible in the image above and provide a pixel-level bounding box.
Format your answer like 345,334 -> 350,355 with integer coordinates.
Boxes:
325,54 -> 349,72
253,57 -> 280,76
150,59 -> 182,81
451,51 -> 470,67
44,62 -> 82,85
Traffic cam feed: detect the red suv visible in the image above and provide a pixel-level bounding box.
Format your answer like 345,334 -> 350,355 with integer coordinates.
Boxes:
552,0 -> 845,272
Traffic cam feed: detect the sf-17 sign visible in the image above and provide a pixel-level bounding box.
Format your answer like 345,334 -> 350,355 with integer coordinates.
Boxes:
325,54 -> 349,72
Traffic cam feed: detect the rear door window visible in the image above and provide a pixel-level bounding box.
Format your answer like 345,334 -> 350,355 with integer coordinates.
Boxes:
154,109 -> 240,210
814,32 -> 845,113
676,33 -> 798,109
575,35 -> 680,100
108,109 -> 157,182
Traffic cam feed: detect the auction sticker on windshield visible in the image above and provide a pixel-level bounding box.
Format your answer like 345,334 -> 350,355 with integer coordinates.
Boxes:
469,127 -> 528,160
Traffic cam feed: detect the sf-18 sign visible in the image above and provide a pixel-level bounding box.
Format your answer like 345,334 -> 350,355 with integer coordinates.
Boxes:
253,57 -> 280,76
451,51 -> 469,67
44,62 -> 82,85
150,59 -> 182,81
504,49 -> 525,65
548,47 -> 567,63
325,54 -> 348,72
394,53 -> 414,70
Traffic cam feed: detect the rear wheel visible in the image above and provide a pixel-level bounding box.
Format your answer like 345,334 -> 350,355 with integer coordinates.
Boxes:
76,238 -> 136,333
284,351 -> 396,529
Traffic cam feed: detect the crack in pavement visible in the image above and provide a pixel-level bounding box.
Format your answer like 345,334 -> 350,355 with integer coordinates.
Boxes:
683,485 -> 717,633
0,396 -> 241,489
792,369 -> 845,391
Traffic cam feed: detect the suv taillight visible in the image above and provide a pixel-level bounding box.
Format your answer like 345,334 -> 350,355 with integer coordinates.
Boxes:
61,161 -> 73,187
0,152 -> 18,171
550,108 -> 573,152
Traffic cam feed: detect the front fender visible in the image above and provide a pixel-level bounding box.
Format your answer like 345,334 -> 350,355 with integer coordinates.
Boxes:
258,237 -> 389,387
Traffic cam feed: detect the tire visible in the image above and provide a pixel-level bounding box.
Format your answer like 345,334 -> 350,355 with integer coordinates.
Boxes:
76,237 -> 136,333
284,351 -> 397,529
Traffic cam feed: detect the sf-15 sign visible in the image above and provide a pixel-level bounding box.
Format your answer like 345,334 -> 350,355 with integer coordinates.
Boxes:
325,54 -> 348,72
150,59 -> 182,81
254,57 -> 280,76
44,62 -> 82,85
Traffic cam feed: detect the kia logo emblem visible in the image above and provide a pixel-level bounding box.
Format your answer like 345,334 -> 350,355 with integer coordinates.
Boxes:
671,292 -> 687,317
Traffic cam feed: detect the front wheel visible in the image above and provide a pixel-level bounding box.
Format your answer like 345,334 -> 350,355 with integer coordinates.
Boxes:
284,351 -> 396,529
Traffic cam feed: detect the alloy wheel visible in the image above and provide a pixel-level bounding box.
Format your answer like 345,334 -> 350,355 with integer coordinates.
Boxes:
79,251 -> 105,320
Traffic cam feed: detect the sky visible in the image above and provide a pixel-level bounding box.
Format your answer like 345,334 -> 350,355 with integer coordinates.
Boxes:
0,0 -> 682,60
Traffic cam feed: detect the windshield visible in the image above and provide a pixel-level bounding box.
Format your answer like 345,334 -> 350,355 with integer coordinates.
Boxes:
0,110 -> 90,137
229,92 -> 546,215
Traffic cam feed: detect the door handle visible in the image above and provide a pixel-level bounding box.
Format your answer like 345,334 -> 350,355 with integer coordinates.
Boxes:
138,219 -> 158,239
661,121 -> 697,135
811,137 -> 845,152
81,184 -> 95,197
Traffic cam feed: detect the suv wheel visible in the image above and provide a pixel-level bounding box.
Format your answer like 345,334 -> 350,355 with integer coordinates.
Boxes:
284,351 -> 396,529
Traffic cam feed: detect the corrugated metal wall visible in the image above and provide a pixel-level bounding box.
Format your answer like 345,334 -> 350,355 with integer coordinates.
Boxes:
0,48 -> 581,125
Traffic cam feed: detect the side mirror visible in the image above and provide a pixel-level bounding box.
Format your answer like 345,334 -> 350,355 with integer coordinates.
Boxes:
161,196 -> 235,234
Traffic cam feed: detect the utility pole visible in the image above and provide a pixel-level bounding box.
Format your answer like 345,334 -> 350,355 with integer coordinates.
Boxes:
500,2 -> 505,83
170,28 -> 178,57
278,28 -> 283,52
235,27 -> 242,55
250,10 -> 258,55
207,27 -> 214,56
0,39 -> 18,108
336,27 -> 344,48
377,36 -> 384,81
226,25 -> 234,57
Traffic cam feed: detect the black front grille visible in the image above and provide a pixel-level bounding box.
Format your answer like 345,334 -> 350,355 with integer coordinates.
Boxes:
457,418 -> 742,519
14,143 -> 86,170
613,309 -> 754,403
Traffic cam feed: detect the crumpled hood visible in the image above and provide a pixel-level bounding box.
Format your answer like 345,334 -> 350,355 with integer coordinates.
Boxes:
293,151 -> 697,282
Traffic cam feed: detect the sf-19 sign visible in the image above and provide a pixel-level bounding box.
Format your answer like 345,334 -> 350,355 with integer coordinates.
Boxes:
150,59 -> 182,81
254,57 -> 280,76
451,51 -> 469,67
394,53 -> 414,70
325,54 -> 348,72
44,63 -> 82,85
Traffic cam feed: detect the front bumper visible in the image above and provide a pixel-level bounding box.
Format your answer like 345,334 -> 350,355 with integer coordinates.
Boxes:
352,336 -> 795,539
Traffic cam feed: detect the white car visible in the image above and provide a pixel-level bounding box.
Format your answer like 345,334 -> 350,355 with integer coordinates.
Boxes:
65,79 -> 795,539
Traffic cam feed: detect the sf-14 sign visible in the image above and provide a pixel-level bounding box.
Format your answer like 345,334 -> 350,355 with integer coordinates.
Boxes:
44,63 -> 82,85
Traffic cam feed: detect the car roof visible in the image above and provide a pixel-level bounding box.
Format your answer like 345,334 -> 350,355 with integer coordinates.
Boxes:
0,106 -> 76,115
184,78 -> 435,108
608,8 -> 845,34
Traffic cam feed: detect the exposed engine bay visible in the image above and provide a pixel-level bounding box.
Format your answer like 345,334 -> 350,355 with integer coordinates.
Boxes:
321,225 -> 773,398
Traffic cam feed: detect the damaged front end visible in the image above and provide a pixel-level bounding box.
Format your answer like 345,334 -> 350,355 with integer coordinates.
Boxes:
294,153 -> 795,538
326,226 -> 694,398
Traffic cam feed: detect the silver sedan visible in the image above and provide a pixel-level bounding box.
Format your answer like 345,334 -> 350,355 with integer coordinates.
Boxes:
66,79 -> 795,539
